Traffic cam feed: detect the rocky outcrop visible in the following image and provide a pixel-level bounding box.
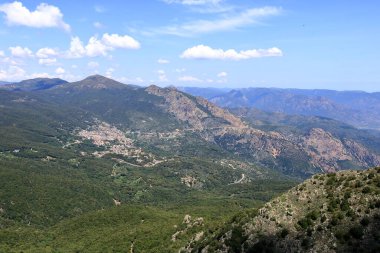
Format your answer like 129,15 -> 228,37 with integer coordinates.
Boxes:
302,128 -> 380,172
146,85 -> 245,130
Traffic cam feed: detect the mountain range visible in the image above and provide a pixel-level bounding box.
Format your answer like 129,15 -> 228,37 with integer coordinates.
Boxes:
0,76 -> 379,252
181,87 -> 380,131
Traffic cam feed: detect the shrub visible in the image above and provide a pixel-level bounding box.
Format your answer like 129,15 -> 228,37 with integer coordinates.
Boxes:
298,218 -> 313,229
346,209 -> 355,217
330,217 -> 339,226
307,210 -> 320,221
280,228 -> 289,238
326,176 -> 337,186
360,217 -> 370,227
362,186 -> 371,194
340,199 -> 350,211
226,226 -> 247,252
355,180 -> 363,188
301,238 -> 311,249
349,225 -> 364,239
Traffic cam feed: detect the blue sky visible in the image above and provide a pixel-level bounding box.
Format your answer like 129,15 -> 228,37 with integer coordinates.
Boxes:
0,0 -> 379,91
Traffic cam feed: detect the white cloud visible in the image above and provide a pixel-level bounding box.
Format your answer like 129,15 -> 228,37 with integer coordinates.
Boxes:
55,67 -> 65,74
181,45 -> 283,60
0,51 -> 4,57
102,33 -> 140,49
158,58 -> 170,64
85,36 -> 109,57
0,1 -> 70,31
156,7 -> 281,36
9,46 -> 33,57
36,47 -> 58,58
0,65 -> 25,81
178,75 -> 202,82
118,76 -> 144,84
38,58 -> 57,66
217,71 -> 227,77
157,70 -> 168,82
66,34 -> 140,58
67,36 -> 86,58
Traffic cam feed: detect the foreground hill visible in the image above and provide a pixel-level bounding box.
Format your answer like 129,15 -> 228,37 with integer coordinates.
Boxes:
189,167 -> 380,253
182,87 -> 380,130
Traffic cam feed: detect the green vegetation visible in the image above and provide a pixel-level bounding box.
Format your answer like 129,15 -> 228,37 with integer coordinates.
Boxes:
190,168 -> 380,252
1,77 -> 380,252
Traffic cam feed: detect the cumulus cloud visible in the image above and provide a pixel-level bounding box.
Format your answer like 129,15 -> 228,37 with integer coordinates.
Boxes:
55,67 -> 65,74
102,33 -> 140,49
67,37 -> 86,58
36,47 -> 58,58
0,65 -> 25,81
67,34 -> 140,58
181,45 -> 283,60
118,76 -> 144,84
85,36 -> 109,57
0,51 -> 4,57
0,1 -> 70,31
178,75 -> 202,82
9,46 -> 33,57
158,58 -> 170,64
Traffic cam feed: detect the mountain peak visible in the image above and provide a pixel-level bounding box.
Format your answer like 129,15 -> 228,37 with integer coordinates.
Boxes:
81,75 -> 116,83
70,75 -> 127,90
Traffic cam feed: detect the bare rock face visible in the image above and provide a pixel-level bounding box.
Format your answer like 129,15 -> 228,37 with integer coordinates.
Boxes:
146,85 -> 245,130
343,139 -> 380,167
302,128 -> 352,172
195,96 -> 246,128
302,128 -> 380,172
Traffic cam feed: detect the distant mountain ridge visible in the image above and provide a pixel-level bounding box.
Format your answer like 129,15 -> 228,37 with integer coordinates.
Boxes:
0,78 -> 68,91
180,87 -> 380,130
